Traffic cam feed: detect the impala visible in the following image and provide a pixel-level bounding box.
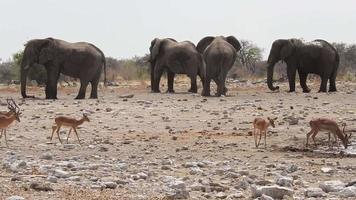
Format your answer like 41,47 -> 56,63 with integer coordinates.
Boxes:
252,117 -> 277,148
51,114 -> 90,144
0,99 -> 21,147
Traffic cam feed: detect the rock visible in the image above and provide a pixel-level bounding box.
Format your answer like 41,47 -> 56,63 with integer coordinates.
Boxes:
190,167 -> 203,175
103,182 -> 117,189
215,192 -> 227,199
337,186 -> 356,198
119,94 -> 134,98
105,108 -> 113,112
63,144 -> 76,150
114,162 -> 128,171
319,180 -> 345,193
305,187 -> 326,198
190,182 -> 204,191
30,181 -> 54,191
53,169 -> 70,178
6,196 -> 25,200
166,179 -> 190,199
40,153 -> 53,160
276,176 -> 293,187
321,167 -> 334,173
260,194 -> 274,200
288,117 -> 299,125
47,176 -> 58,183
251,185 -> 294,199
235,177 -> 250,190
226,192 -> 244,199
285,164 -> 298,173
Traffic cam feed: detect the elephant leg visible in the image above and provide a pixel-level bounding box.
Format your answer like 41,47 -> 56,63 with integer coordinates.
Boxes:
76,80 -> 89,99
152,67 -> 163,93
202,77 -> 211,96
287,67 -> 296,92
188,76 -> 198,93
46,68 -> 60,99
329,68 -> 338,92
216,72 -> 227,96
167,71 -> 175,93
90,78 -> 99,99
318,75 -> 328,93
299,73 -> 311,93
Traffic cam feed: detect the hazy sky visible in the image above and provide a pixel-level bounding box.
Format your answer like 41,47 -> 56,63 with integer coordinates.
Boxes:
0,0 -> 355,61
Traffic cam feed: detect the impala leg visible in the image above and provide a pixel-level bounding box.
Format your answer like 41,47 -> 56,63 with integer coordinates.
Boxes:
4,129 -> 8,147
73,128 -> 81,145
51,125 -> 57,141
257,131 -> 262,148
306,128 -> 315,147
67,128 -> 72,143
253,128 -> 258,147
264,130 -> 267,148
56,125 -> 63,144
311,129 -> 319,147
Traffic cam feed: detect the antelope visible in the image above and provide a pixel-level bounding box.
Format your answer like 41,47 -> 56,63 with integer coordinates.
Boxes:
0,99 -> 21,147
306,118 -> 351,149
51,114 -> 90,144
252,117 -> 277,148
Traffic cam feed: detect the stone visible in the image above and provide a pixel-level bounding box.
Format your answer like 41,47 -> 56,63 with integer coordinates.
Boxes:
251,185 -> 294,199
226,192 -> 244,199
166,180 -> 190,199
6,196 -> 25,200
53,169 -> 70,178
321,167 -> 334,173
190,167 -> 203,175
276,176 -> 293,187
319,180 -> 345,193
30,181 -> 54,191
47,176 -> 58,183
104,182 -> 117,189
190,182 -> 204,191
260,194 -> 274,200
337,186 -> 356,198
304,187 -> 326,198
40,153 -> 53,160
114,162 -> 128,171
215,192 -> 227,199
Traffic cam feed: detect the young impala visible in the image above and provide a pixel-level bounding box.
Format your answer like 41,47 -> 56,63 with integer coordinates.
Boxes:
252,117 -> 277,148
0,99 -> 21,147
306,118 -> 351,149
51,114 -> 90,144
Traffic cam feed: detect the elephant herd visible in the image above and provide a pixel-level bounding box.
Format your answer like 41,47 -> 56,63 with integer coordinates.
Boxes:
19,37 -> 340,99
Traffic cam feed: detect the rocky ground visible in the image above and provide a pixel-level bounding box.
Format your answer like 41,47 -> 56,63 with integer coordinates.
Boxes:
0,79 -> 356,200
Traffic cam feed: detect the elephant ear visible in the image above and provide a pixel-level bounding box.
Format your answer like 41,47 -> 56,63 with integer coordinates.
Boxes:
150,38 -> 162,62
197,36 -> 215,54
226,36 -> 241,51
38,39 -> 55,64
280,40 -> 295,60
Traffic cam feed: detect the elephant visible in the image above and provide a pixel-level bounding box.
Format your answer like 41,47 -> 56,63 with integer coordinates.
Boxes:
21,37 -> 106,99
149,38 -> 204,93
197,36 -> 241,96
267,39 -> 339,93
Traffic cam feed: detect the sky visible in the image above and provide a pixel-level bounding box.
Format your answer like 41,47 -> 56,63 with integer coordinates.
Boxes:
0,0 -> 355,61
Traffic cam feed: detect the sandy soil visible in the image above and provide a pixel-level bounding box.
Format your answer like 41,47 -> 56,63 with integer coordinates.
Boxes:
0,79 -> 355,200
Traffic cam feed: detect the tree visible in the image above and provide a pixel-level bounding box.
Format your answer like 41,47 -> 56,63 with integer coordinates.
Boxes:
236,40 -> 263,73
12,51 -> 47,85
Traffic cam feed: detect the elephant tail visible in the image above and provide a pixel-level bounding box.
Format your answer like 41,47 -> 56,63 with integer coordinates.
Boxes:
89,43 -> 107,86
103,56 -> 107,87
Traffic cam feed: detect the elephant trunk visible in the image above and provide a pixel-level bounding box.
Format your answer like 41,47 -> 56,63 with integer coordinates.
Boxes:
20,57 -> 35,98
267,62 -> 279,91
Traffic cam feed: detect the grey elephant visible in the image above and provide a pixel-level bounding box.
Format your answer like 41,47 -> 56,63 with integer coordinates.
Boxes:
21,38 -> 106,99
267,39 -> 339,93
149,38 -> 204,93
197,36 -> 241,96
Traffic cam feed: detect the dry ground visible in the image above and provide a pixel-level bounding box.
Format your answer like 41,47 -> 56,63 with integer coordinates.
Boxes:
0,79 -> 355,200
